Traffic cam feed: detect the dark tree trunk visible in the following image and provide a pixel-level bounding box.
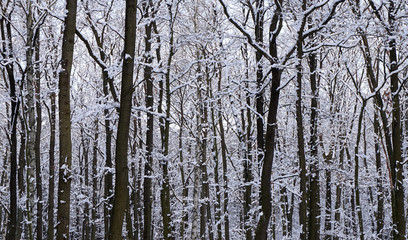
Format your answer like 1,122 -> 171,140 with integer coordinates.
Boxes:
388,3 -> 405,239
56,0 -> 77,238
254,0 -> 265,162
108,0 -> 136,238
143,1 -> 154,239
255,3 -> 283,239
374,113 -> 383,237
91,121 -> 98,240
354,100 -> 366,240
47,65 -> 57,240
308,48 -> 320,240
1,14 -> 19,240
34,30 -> 43,240
295,2 -> 308,237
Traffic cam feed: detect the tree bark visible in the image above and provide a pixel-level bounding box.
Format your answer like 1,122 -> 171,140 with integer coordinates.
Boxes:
143,1 -> 154,239
108,0 -> 136,238
308,46 -> 320,240
217,66 -> 230,240
34,28 -> 43,240
25,2 -> 36,237
374,113 -> 383,237
254,0 -> 265,162
388,3 -> 405,239
91,121 -> 98,240
1,13 -> 19,240
46,57 -> 57,240
295,2 -> 308,237
254,3 -> 283,239
56,0 -> 77,238
354,100 -> 366,240
155,5 -> 175,236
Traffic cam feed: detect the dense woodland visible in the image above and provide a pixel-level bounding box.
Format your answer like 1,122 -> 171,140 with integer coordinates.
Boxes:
1,0 -> 408,239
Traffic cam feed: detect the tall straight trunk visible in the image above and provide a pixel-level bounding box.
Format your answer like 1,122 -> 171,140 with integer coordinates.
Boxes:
295,3 -> 307,237
47,66 -> 57,240
388,3 -> 405,239
76,139 -> 84,238
333,147 -> 344,240
17,115 -> 26,239
91,120 -> 98,240
131,161 -> 139,240
1,148 -> 10,236
354,100 -> 366,240
103,80 -> 113,240
217,67 -> 230,240
374,113 -> 383,237
34,30 -> 43,240
155,5 -> 175,236
198,63 -> 214,240
1,14 -> 19,240
209,82 -> 222,240
308,48 -> 320,240
143,1 -> 154,239
362,123 -> 375,230
25,2 -> 36,238
131,110 -> 143,240
108,0 -> 136,238
7,61 -> 18,240
324,154 -> 332,239
242,43 -> 253,240
56,0 -> 77,238
137,112 -> 144,239
212,117 -> 222,240
179,100 -> 188,239
254,0 -> 265,162
81,129 -> 90,240
192,150 -> 200,240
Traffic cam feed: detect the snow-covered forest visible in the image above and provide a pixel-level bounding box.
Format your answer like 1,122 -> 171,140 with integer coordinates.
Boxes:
1,0 -> 408,239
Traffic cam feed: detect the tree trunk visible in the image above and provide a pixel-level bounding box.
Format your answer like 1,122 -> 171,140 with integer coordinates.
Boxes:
25,2 -> 36,237
34,26 -> 43,240
81,128 -> 90,240
56,0 -> 77,238
254,0 -> 265,163
108,0 -> 136,238
47,63 -> 57,240
155,6 -> 175,236
388,3 -> 405,239
91,120 -> 98,240
374,113 -> 383,237
333,147 -> 344,240
198,61 -> 214,240
178,100 -> 188,240
143,1 -> 154,239
1,13 -> 19,240
242,42 -> 253,240
308,47 -> 320,240
295,3 -> 308,237
354,100 -> 366,240
17,115 -> 26,239
217,67 -> 230,240
254,3 -> 282,239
